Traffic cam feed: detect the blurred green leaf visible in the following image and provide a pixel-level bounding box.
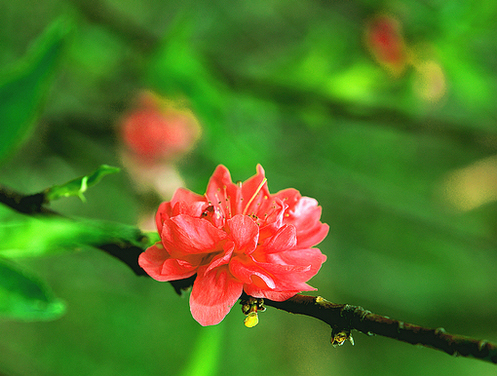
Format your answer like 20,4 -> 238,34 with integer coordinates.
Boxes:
147,20 -> 222,105
0,258 -> 65,321
0,17 -> 73,162
147,20 -> 276,181
0,216 -> 145,259
45,164 -> 120,202
147,21 -> 236,168
180,325 -> 223,376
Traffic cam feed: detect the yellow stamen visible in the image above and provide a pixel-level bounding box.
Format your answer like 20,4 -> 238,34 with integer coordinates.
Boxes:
244,311 -> 259,328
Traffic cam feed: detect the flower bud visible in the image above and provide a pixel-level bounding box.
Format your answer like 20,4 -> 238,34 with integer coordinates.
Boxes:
365,14 -> 408,77
118,90 -> 201,164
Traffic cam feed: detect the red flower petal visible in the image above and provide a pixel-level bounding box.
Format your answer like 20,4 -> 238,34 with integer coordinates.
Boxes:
263,224 -> 297,253
266,248 -> 327,282
169,191 -> 206,225
138,243 -> 197,281
205,165 -> 271,218
255,261 -> 311,275
190,266 -> 243,326
171,188 -> 206,215
161,215 -> 227,256
275,190 -> 329,248
155,188 -> 206,231
246,258 -> 316,293
273,188 -> 300,207
290,196 -> 322,221
155,202 -> 173,232
206,165 -> 232,195
226,214 -> 259,254
257,198 -> 287,239
205,244 -> 234,273
228,257 -> 276,289
243,286 -> 301,301
240,164 -> 270,215
205,165 -> 238,217
296,221 -> 329,249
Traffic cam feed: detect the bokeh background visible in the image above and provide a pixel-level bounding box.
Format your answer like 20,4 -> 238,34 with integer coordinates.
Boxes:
1,0 -> 497,375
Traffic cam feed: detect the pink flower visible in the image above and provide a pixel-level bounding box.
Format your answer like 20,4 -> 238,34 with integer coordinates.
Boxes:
139,165 -> 329,326
119,91 -> 201,164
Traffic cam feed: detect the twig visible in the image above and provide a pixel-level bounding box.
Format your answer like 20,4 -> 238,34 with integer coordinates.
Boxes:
1,183 -> 496,365
263,295 -> 497,364
0,185 -> 57,216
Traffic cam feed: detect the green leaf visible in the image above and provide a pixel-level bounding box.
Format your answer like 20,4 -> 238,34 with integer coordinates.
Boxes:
0,258 -> 65,321
45,164 -> 120,202
0,217 -> 145,259
0,17 -> 73,162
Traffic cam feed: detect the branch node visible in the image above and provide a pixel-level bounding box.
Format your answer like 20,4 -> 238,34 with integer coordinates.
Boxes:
358,307 -> 372,322
340,304 -> 355,318
315,296 -> 328,306
478,340 -> 488,352
434,327 -> 446,335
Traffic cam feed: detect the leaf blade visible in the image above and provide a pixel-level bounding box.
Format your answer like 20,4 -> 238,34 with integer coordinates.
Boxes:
0,17 -> 73,162
0,216 -> 146,259
0,258 -> 65,321
45,164 -> 121,202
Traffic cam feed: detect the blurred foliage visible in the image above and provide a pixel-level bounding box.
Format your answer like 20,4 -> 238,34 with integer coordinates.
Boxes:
0,0 -> 496,375
0,216 -> 147,259
45,164 -> 120,201
179,325 -> 223,376
0,17 -> 72,162
0,258 -> 65,321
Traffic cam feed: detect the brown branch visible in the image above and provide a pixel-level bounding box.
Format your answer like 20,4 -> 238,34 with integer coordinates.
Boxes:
0,184 -> 57,216
1,183 -> 496,365
264,295 -> 497,364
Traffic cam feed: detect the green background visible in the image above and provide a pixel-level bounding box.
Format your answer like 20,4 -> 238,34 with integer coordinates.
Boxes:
0,0 -> 496,375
